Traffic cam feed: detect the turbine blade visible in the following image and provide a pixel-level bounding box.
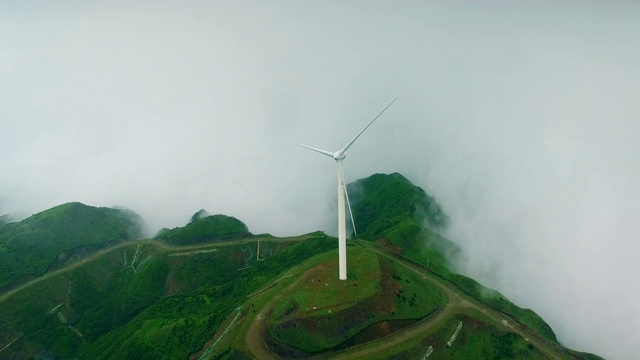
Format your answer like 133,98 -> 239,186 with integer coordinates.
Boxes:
340,161 -> 357,237
344,180 -> 357,237
337,97 -> 398,157
280,138 -> 334,158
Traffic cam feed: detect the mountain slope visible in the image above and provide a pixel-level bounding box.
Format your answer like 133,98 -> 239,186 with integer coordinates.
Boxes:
349,173 -> 556,341
0,202 -> 143,289
0,176 -> 605,359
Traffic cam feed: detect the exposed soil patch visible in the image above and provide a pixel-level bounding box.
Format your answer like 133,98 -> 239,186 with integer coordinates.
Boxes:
334,318 -> 419,350
264,330 -> 312,358
375,238 -> 402,255
164,257 -> 187,296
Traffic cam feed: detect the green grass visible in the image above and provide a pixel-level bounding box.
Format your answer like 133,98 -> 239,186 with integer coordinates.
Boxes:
388,314 -> 548,360
438,315 -> 547,360
82,290 -> 240,359
389,260 -> 441,319
171,246 -> 253,291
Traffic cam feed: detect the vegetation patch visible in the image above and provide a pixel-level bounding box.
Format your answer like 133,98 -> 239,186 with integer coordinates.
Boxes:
441,314 -> 547,360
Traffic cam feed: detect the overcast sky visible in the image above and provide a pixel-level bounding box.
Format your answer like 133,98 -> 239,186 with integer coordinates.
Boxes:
2,1 -> 639,358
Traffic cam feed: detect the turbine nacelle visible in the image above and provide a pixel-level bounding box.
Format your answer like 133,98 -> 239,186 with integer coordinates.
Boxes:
332,152 -> 346,161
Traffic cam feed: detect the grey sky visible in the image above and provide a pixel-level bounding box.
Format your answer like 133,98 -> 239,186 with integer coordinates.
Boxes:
1,1 -> 639,359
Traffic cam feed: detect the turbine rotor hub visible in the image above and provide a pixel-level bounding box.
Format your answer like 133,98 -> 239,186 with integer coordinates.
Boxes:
333,152 -> 346,161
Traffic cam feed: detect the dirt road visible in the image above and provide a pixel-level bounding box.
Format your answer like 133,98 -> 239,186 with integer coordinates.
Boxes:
0,235 -> 308,304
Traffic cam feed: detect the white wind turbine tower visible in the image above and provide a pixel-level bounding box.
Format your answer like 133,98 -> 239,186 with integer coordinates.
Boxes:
284,98 -> 398,280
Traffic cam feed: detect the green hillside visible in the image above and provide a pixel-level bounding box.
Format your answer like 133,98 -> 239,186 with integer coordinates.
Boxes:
0,175 -> 605,359
349,173 -> 557,342
0,232 -> 328,359
0,202 -> 143,289
154,211 -> 251,245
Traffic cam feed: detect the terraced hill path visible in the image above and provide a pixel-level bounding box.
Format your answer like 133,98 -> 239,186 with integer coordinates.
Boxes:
245,241 -> 578,360
0,235 -> 308,304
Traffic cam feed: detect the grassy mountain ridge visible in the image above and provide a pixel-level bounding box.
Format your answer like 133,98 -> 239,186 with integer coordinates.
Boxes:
154,211 -> 251,245
0,175 -> 604,359
0,202 -> 143,289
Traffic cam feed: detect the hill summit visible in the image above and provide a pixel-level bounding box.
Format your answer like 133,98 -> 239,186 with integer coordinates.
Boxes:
154,212 -> 251,245
349,172 -> 449,238
189,209 -> 210,223
349,173 -> 460,267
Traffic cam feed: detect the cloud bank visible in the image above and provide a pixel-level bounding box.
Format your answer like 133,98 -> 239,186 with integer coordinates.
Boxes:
1,1 -> 639,358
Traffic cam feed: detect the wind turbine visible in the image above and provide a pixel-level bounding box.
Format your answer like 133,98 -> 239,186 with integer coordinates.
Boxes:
283,98 -> 398,280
